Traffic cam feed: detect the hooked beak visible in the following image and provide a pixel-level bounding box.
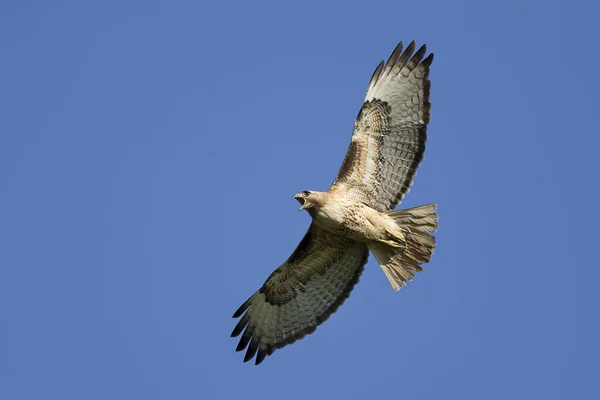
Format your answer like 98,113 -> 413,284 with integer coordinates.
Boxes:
293,194 -> 307,211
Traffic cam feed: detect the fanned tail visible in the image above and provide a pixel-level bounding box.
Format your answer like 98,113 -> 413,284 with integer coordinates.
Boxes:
369,204 -> 438,290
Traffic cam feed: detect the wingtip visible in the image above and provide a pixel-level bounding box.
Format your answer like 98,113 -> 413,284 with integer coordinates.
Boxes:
235,340 -> 247,352
368,60 -> 385,88
231,313 -> 249,337
243,340 -> 259,363
423,52 -> 434,66
232,296 -> 252,318
255,348 -> 268,365
384,41 -> 404,73
410,44 -> 428,66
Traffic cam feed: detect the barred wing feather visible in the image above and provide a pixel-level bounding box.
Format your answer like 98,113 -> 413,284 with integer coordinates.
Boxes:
231,224 -> 369,365
332,41 -> 433,212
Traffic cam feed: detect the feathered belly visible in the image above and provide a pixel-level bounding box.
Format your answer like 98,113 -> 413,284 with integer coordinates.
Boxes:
312,201 -> 385,243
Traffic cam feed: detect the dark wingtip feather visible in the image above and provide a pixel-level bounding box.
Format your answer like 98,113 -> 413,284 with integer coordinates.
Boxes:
384,41 -> 403,74
255,352 -> 266,365
236,324 -> 254,352
367,60 -> 384,91
422,52 -> 434,67
405,44 -> 427,71
243,336 -> 260,363
235,339 -> 247,352
232,297 -> 252,318
396,40 -> 416,69
255,343 -> 271,365
413,44 -> 427,63
231,312 -> 250,337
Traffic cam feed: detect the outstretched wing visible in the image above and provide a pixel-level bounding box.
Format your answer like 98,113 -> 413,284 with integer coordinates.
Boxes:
332,41 -> 433,212
231,224 -> 369,365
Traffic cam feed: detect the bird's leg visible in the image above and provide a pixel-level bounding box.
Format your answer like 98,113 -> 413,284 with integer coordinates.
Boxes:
383,226 -> 407,248
378,238 -> 405,248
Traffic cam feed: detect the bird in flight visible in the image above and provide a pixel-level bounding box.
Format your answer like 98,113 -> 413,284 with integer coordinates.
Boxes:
232,40 -> 437,365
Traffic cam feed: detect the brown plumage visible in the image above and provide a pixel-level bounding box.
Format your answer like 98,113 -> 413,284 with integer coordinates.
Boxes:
232,41 -> 438,365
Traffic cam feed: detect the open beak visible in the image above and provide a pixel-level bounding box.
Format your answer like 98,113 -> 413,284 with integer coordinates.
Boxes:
293,194 -> 307,211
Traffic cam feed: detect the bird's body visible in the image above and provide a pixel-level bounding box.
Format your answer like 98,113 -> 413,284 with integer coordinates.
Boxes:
231,40 -> 439,365
302,190 -> 405,246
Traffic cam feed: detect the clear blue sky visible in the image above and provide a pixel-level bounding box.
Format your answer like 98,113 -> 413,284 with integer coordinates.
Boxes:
1,1 -> 599,399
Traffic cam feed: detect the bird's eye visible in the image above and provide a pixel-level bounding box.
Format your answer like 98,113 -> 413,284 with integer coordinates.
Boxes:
302,191 -> 310,196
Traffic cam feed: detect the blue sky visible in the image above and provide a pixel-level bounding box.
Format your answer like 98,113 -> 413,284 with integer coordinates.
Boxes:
1,0 -> 599,399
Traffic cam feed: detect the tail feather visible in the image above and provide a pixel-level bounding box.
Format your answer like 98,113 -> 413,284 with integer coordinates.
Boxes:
387,204 -> 438,234
369,204 -> 438,291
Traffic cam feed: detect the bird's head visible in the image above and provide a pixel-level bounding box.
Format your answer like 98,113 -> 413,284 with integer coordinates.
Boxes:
293,190 -> 319,212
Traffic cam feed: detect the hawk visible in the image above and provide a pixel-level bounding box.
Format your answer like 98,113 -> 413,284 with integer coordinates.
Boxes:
232,41 -> 437,365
